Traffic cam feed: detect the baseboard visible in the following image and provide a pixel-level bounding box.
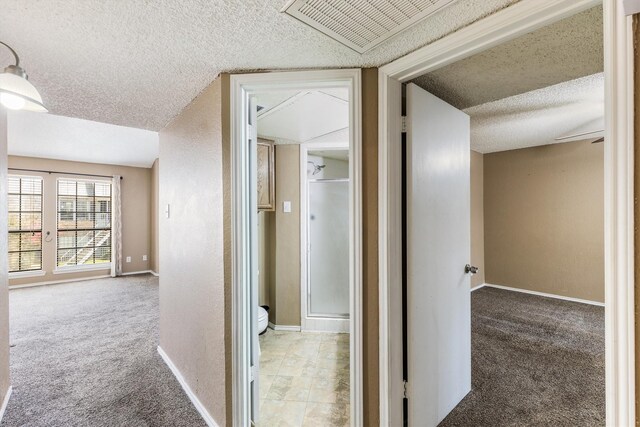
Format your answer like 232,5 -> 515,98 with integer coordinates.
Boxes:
0,386 -> 12,424
157,346 -> 220,427
480,283 -> 605,307
150,271 -> 160,277
470,283 -> 486,292
268,322 -> 301,332
9,275 -> 111,290
121,270 -> 155,276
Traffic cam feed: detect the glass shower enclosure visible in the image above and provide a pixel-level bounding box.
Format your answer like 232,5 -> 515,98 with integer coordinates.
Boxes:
305,151 -> 350,329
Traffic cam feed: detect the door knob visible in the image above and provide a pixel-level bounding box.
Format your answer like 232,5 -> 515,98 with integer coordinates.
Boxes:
465,264 -> 478,274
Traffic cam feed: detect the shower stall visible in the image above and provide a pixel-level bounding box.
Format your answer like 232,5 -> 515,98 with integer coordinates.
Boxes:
302,149 -> 350,332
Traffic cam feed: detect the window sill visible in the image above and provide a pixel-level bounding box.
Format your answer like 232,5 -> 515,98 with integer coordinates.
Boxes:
9,270 -> 46,279
54,264 -> 111,274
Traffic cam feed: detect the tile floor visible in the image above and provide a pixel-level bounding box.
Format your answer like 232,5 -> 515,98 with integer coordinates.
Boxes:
258,329 -> 350,427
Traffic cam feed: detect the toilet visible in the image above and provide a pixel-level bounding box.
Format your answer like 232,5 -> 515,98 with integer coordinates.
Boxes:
258,306 -> 269,334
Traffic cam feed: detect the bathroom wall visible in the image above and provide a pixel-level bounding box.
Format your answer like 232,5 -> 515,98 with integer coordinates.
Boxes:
361,66 -> 379,427
273,144 -> 301,327
307,154 -> 348,179
258,210 -> 273,307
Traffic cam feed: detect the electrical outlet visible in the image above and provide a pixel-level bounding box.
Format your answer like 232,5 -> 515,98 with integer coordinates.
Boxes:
126,256 -> 131,263
143,255 -> 148,261
283,201 -> 292,213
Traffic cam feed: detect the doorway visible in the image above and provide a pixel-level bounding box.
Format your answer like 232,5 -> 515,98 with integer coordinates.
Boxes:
230,70 -> 363,427
379,0 -> 634,426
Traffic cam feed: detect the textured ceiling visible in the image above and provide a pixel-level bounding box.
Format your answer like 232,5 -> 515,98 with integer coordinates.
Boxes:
0,0 -> 518,130
411,6 -> 603,109
7,111 -> 159,167
466,73 -> 604,154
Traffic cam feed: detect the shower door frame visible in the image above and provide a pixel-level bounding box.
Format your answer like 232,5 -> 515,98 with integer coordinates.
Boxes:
300,142 -> 351,332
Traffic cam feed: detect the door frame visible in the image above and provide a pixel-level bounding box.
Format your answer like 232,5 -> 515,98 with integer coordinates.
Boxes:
230,69 -> 363,427
378,0 -> 635,425
300,142 -> 351,333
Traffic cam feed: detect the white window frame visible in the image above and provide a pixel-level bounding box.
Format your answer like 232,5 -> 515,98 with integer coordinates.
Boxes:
54,177 -> 113,273
378,0 -> 635,425
7,174 -> 44,276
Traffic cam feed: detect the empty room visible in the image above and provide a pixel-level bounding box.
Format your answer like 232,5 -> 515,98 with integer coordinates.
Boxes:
395,4 -> 607,426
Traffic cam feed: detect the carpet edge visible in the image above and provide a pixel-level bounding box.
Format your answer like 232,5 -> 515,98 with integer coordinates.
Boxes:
157,346 -> 220,427
483,283 -> 605,307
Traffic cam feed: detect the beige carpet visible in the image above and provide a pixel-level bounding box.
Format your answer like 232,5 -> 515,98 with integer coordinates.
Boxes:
439,287 -> 605,426
1,275 -> 207,427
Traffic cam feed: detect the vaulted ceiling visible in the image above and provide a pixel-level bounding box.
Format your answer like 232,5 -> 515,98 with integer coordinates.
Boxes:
0,0 -> 519,130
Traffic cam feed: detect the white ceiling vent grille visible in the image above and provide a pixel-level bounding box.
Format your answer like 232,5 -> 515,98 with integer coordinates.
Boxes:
282,0 -> 458,53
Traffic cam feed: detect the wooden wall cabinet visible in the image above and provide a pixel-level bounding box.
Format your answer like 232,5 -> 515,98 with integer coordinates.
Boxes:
257,138 -> 275,211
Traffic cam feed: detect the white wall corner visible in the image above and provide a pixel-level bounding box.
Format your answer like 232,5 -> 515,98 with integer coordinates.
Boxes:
0,386 -> 12,424
157,347 -> 220,427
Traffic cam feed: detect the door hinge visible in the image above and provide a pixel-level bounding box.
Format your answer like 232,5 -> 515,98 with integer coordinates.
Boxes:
248,124 -> 258,139
401,116 -> 407,133
250,365 -> 257,382
403,380 -> 408,399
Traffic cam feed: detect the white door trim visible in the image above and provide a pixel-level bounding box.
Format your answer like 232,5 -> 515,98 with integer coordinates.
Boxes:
231,69 -> 363,427
378,0 -> 634,426
300,142 -> 350,333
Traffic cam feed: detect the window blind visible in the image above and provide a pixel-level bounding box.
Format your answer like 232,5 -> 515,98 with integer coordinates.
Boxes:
56,179 -> 112,267
8,176 -> 43,273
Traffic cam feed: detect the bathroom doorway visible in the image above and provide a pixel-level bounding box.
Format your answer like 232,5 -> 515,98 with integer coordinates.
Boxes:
230,69 -> 363,427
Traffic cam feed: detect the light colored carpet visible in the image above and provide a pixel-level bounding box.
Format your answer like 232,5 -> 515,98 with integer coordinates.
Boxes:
439,287 -> 605,426
1,275 -> 207,427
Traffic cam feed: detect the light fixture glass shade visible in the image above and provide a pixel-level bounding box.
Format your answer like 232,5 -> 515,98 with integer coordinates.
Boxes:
0,72 -> 47,112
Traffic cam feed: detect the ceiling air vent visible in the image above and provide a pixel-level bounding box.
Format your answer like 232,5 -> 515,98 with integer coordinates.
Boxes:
282,0 -> 458,53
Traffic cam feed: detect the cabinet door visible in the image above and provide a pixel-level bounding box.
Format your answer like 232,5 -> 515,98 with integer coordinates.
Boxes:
257,138 -> 275,211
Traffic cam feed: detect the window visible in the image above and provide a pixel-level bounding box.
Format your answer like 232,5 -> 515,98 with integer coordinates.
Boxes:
57,179 -> 112,268
8,176 -> 43,273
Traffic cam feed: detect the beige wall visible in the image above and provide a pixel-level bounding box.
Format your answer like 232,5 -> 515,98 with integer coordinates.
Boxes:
258,211 -> 273,307
273,144 -> 301,326
0,110 -> 10,406
470,150 -> 485,287
150,158 -> 159,274
361,67 -> 379,427
8,156 -> 152,286
158,76 -> 229,426
484,140 -> 604,303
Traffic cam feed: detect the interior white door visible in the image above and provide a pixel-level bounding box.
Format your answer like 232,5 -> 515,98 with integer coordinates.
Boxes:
406,83 -> 471,426
248,96 -> 260,423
